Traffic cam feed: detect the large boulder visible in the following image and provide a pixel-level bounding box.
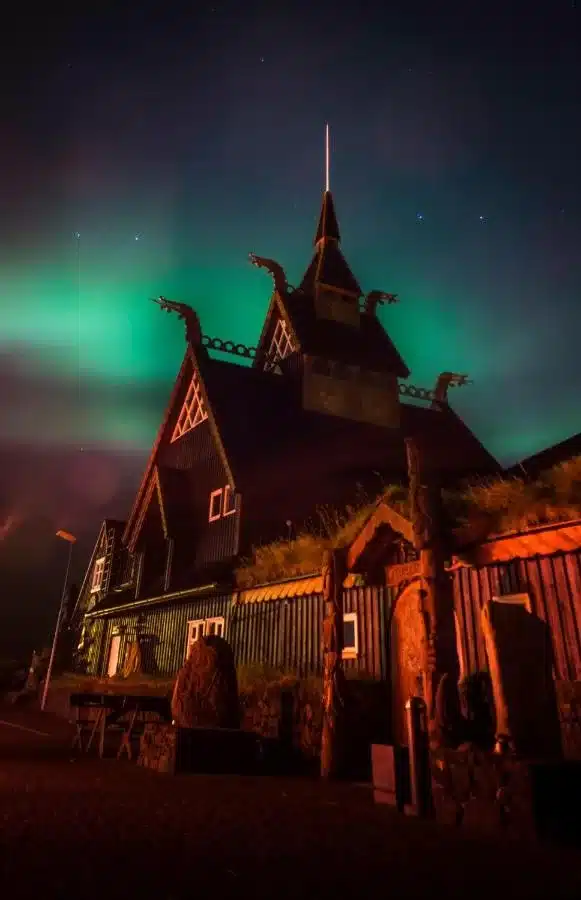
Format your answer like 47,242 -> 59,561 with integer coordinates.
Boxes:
171,635 -> 239,729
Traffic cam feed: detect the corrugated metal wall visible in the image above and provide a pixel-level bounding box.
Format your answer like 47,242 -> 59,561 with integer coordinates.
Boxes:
453,550 -> 581,681
88,551 -> 581,687
90,585 -> 391,680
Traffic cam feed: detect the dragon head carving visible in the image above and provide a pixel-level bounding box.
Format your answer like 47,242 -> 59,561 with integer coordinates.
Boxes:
152,296 -> 202,346
432,372 -> 472,405
363,290 -> 399,316
248,253 -> 290,297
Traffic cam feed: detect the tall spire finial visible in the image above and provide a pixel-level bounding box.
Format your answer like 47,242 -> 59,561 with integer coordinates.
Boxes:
325,123 -> 330,193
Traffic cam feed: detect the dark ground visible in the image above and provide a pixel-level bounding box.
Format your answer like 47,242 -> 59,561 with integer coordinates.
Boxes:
1,705 -> 581,900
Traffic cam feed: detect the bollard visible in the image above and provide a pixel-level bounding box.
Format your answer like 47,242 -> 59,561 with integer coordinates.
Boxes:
405,696 -> 430,817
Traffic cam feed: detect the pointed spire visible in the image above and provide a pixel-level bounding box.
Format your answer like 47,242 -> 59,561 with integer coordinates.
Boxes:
314,124 -> 341,245
325,122 -> 330,193
314,191 -> 341,245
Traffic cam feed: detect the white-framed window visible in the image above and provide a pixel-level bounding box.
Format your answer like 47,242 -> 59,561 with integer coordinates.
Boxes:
209,489 -> 223,522
171,371 -> 208,442
184,617 -> 225,660
265,318 -> 295,371
205,617 -> 225,638
223,485 -> 237,517
185,619 -> 206,659
91,556 -> 106,593
209,485 -> 239,521
342,612 -> 359,659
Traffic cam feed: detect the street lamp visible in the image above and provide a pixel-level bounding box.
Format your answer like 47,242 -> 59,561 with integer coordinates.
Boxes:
40,529 -> 77,712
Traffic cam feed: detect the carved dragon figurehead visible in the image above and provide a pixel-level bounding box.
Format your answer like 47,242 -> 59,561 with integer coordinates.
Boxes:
363,290 -> 399,316
432,372 -> 471,406
152,297 -> 202,347
248,253 -> 290,297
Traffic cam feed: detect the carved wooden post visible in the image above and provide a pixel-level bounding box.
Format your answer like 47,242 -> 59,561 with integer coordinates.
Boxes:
320,548 -> 346,779
405,438 -> 459,749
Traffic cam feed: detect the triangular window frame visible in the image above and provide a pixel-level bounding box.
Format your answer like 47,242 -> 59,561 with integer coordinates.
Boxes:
171,369 -> 208,442
264,318 -> 295,372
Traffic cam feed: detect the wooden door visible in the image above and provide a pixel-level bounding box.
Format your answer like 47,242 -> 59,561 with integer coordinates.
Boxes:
107,634 -> 121,677
390,583 -> 427,746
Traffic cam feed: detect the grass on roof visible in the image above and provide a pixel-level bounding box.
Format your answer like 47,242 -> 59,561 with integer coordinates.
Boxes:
235,457 -> 581,588
235,484 -> 409,589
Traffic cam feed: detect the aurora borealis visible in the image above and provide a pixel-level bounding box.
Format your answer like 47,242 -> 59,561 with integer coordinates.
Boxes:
1,2 -> 580,653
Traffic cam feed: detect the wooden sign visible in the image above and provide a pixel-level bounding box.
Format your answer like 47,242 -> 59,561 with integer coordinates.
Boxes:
386,560 -> 421,587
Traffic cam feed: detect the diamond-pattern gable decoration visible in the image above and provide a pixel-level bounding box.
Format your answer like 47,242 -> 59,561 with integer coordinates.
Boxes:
171,370 -> 208,441
265,318 -> 295,371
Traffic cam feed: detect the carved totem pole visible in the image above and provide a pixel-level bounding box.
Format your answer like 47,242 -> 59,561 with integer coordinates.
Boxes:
320,547 -> 347,778
405,437 -> 460,748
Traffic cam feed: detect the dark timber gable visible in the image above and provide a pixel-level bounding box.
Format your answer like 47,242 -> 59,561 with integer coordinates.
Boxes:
120,343 -> 242,598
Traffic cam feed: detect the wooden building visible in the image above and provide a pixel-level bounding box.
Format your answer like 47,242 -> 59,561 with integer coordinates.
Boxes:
72,182 -> 500,683
76,498 -> 581,757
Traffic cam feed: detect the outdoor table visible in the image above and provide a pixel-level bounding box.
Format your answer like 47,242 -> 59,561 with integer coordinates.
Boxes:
70,693 -> 171,759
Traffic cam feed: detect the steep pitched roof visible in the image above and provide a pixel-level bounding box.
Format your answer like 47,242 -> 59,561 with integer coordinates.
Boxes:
300,190 -> 361,297
71,518 -> 125,622
299,242 -> 362,298
201,357 -> 499,484
123,343 -> 234,547
252,188 -> 409,378
284,289 -> 410,377
315,190 -> 341,244
510,432 -> 581,478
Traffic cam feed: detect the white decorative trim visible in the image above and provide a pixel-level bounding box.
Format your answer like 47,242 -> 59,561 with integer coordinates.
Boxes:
205,616 -> 225,638
90,557 -> 106,594
185,619 -> 206,659
171,370 -> 208,442
209,488 -> 223,522
223,485 -> 237,517
264,318 -> 295,371
342,611 -> 359,659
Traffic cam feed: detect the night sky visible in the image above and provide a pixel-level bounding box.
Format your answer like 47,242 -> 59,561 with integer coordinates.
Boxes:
1,1 -> 580,656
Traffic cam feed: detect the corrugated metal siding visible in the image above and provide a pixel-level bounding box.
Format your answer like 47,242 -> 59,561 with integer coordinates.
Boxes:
90,585 -> 390,681
453,550 -> 581,681
86,619 -> 106,675
98,592 -> 232,677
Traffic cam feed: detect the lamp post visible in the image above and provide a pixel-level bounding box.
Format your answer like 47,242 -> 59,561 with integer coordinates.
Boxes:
40,529 -> 76,712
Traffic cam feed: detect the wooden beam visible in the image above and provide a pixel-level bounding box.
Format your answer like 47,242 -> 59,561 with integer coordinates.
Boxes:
320,548 -> 346,779
347,502 -> 414,572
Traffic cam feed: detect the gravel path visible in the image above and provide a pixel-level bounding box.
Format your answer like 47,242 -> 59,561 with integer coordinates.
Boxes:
1,705 -> 580,900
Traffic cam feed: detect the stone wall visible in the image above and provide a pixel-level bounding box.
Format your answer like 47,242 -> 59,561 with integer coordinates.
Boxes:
137,722 -> 263,775
239,677 -> 388,777
40,673 -> 386,777
430,745 -> 581,844
138,723 -> 178,774
431,746 -> 536,840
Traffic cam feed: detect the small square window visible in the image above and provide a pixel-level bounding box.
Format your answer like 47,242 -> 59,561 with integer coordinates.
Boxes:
91,557 -> 106,593
209,489 -> 223,522
342,612 -> 358,659
223,485 -> 237,517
